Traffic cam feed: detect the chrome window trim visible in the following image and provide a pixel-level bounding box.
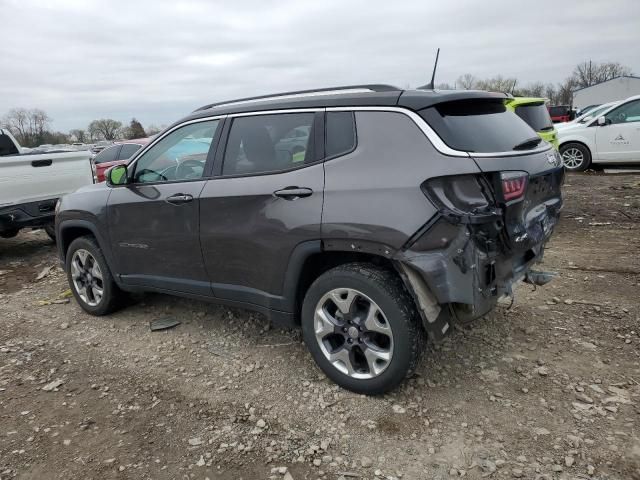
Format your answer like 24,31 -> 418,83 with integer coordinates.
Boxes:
327,106 -> 553,157
129,105 -> 553,171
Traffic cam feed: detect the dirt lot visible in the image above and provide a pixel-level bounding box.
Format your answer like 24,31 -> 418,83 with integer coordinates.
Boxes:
1,173 -> 639,480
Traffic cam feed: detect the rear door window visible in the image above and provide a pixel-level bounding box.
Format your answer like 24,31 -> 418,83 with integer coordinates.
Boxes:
222,113 -> 315,175
118,143 -> 142,160
326,111 -> 356,158
514,103 -> 554,132
93,145 -> 120,164
419,99 -> 539,153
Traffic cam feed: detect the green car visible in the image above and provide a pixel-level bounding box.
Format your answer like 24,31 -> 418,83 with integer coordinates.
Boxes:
506,97 -> 558,149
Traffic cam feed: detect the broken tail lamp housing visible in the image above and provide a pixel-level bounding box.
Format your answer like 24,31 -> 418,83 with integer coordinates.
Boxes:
500,171 -> 528,202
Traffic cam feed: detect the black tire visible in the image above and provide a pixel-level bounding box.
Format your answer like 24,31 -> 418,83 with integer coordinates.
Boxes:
0,229 -> 19,239
560,142 -> 592,171
301,263 -> 424,395
65,235 -> 123,316
44,224 -> 56,243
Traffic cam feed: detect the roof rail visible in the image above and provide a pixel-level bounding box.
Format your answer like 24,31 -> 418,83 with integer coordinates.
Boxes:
193,84 -> 400,112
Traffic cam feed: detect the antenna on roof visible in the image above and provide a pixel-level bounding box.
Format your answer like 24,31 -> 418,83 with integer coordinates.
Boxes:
418,48 -> 440,90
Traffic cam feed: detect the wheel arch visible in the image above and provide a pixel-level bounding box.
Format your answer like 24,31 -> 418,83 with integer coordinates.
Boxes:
285,242 -> 399,324
57,219 -> 116,276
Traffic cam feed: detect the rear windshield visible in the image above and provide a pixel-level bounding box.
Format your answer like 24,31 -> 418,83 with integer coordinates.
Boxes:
418,99 -> 538,153
515,103 -> 553,131
548,106 -> 569,116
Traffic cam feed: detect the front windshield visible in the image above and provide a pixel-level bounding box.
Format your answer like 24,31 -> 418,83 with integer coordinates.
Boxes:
578,103 -> 618,123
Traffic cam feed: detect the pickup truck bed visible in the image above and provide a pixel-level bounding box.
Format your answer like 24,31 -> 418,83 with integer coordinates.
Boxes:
0,129 -> 94,238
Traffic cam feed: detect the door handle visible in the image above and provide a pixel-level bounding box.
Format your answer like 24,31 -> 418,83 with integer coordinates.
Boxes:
165,193 -> 194,205
31,159 -> 52,167
273,187 -> 313,200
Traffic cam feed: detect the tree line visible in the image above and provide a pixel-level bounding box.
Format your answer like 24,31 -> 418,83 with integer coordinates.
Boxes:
444,60 -> 633,105
0,112 -> 165,148
1,60 -> 633,148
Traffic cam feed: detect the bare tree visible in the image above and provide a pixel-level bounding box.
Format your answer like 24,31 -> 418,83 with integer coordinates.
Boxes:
145,124 -> 166,136
69,129 -> 87,143
475,75 -> 518,93
88,119 -> 122,141
517,81 -> 545,97
2,108 -> 52,147
456,73 -> 477,90
571,61 -> 633,89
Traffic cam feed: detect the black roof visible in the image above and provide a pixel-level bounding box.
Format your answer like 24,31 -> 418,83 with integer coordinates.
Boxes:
179,85 -> 509,124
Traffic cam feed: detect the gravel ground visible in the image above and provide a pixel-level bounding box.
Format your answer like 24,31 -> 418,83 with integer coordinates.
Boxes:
1,173 -> 639,480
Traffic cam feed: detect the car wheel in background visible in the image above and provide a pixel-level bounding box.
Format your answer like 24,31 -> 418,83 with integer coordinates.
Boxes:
301,263 -> 424,395
560,143 -> 591,171
65,236 -> 123,316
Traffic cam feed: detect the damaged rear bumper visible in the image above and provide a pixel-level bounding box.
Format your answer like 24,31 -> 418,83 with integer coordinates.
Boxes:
395,195 -> 562,338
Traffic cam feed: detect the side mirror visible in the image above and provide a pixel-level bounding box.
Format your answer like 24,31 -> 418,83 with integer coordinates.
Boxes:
106,164 -> 129,186
597,116 -> 607,126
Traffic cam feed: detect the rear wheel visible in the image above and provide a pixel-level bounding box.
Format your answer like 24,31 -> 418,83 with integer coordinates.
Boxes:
301,263 -> 424,395
560,143 -> 591,171
65,236 -> 123,316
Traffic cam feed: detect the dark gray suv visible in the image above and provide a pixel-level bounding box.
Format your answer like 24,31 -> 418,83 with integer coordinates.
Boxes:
56,85 -> 564,394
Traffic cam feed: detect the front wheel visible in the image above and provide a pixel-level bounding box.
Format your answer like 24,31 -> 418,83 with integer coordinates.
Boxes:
560,143 -> 592,171
65,236 -> 123,316
301,263 -> 424,395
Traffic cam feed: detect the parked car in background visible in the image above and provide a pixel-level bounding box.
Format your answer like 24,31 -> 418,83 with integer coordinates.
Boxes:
0,128 -> 94,240
577,104 -> 600,117
56,85 -> 563,394
548,105 -> 574,123
558,94 -> 640,170
93,138 -> 150,182
506,97 -> 558,148
555,101 -> 619,131
89,141 -> 112,159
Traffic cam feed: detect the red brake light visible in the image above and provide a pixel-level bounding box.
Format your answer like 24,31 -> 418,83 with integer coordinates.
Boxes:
501,171 -> 528,201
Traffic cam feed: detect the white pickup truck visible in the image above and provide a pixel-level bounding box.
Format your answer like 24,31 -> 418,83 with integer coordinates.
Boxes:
0,128 -> 94,239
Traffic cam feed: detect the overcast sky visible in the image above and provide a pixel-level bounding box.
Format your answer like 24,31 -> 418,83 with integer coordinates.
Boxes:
1,0 -> 638,132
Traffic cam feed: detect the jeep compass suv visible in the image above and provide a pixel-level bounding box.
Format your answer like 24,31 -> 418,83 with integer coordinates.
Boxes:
56,85 -> 564,394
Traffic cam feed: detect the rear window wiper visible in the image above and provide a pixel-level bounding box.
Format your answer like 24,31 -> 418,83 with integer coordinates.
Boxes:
512,137 -> 542,151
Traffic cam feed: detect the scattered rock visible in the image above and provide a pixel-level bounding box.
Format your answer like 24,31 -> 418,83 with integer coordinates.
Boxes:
188,437 -> 203,446
41,379 -> 64,392
361,457 -> 373,468
537,366 -> 549,376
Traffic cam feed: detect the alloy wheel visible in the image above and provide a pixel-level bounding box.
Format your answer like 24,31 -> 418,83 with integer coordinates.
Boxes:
314,288 -> 394,379
562,147 -> 584,169
70,249 -> 104,307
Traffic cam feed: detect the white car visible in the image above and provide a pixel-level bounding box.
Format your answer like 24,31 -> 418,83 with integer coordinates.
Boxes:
558,95 -> 640,170
555,101 -> 619,131
0,128 -> 94,240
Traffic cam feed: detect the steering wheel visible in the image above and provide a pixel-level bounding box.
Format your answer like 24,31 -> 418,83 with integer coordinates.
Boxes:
615,112 -> 627,123
176,159 -> 204,179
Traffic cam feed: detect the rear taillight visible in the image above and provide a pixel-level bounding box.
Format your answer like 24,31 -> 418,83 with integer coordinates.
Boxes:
500,171 -> 528,201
